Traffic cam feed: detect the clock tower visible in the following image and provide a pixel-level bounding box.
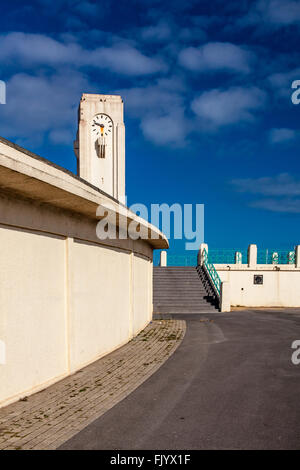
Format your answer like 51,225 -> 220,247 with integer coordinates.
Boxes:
74,93 -> 125,202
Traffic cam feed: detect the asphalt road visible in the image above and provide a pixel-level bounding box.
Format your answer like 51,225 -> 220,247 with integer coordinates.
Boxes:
60,310 -> 300,450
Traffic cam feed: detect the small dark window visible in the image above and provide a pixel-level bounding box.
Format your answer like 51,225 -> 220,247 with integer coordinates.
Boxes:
254,275 -> 263,285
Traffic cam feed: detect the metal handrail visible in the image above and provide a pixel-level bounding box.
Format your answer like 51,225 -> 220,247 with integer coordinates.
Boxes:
208,248 -> 296,265
257,249 -> 296,265
202,248 -> 221,297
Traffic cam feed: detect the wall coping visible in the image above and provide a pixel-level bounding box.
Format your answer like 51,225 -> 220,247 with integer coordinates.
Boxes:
0,136 -> 168,249
215,264 -> 300,271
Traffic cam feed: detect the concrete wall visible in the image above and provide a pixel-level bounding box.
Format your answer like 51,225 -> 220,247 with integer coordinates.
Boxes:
0,226 -> 68,405
0,137 -> 167,408
199,244 -> 300,310
217,265 -> 300,308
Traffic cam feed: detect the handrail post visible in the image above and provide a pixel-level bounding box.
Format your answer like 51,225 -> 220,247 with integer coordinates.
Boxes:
198,243 -> 208,266
248,244 -> 257,268
288,251 -> 295,265
160,250 -> 167,267
296,246 -> 300,268
220,281 -> 230,312
235,251 -> 242,264
197,245 -> 230,311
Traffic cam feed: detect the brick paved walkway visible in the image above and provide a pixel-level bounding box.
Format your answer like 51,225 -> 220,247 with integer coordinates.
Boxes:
0,320 -> 185,450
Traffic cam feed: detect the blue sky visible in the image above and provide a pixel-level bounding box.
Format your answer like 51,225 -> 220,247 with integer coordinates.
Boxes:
0,0 -> 300,257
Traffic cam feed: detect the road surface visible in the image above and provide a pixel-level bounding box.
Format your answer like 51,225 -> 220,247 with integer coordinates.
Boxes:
60,310 -> 300,450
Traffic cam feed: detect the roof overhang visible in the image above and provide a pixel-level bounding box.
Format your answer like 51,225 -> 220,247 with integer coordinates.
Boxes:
0,137 -> 169,250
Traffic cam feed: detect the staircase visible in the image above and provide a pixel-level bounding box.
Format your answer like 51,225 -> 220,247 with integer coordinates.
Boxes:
153,266 -> 220,315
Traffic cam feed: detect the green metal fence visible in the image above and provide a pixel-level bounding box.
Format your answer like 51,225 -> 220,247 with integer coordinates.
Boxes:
257,249 -> 295,265
208,249 -> 248,265
208,248 -> 296,265
154,248 -> 296,266
165,254 -> 197,266
203,248 -> 221,296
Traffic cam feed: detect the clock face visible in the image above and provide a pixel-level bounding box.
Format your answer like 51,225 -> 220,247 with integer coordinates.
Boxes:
91,114 -> 113,137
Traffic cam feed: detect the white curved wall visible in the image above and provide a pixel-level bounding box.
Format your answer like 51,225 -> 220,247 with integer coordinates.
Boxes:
0,138 -> 167,408
0,223 -> 153,407
70,240 -> 132,371
0,226 -> 68,405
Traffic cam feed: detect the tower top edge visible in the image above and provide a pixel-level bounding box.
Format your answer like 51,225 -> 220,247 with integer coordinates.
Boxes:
81,93 -> 123,102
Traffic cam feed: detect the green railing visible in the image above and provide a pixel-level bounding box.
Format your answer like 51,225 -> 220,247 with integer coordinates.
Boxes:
153,251 -> 198,266
165,254 -> 197,266
208,249 -> 247,265
154,248 -> 297,267
257,249 -> 296,265
209,248 -> 296,265
202,248 -> 221,296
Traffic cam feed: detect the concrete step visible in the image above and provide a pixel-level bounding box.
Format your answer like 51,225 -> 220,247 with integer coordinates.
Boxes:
154,267 -> 196,270
154,293 -> 211,298
154,272 -> 199,276
154,284 -> 206,287
154,296 -> 215,301
154,284 -> 206,288
154,270 -> 199,274
153,266 -> 219,314
154,272 -> 200,276
154,296 -> 217,302
154,290 -> 207,294
154,303 -> 217,308
153,275 -> 200,283
154,280 -> 201,282
153,306 -> 218,314
154,283 -> 205,286
154,296 -> 208,300
154,292 -> 207,296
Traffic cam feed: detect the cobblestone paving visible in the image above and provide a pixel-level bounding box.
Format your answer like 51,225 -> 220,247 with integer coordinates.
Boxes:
0,320 -> 185,450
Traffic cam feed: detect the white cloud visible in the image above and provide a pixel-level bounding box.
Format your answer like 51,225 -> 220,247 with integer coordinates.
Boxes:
140,21 -> 172,42
141,111 -> 187,146
231,173 -> 300,213
49,129 -> 74,145
155,76 -> 186,91
0,70 -> 90,145
257,0 -> 300,25
74,1 -> 99,17
268,68 -> 300,99
191,86 -> 266,127
0,32 -> 81,66
238,0 -> 300,28
121,84 -> 183,118
231,173 -> 300,196
251,198 -> 300,213
269,128 -> 298,143
178,42 -> 252,73
0,32 -> 165,76
89,44 -> 166,75
119,81 -> 187,146
177,27 -> 207,43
